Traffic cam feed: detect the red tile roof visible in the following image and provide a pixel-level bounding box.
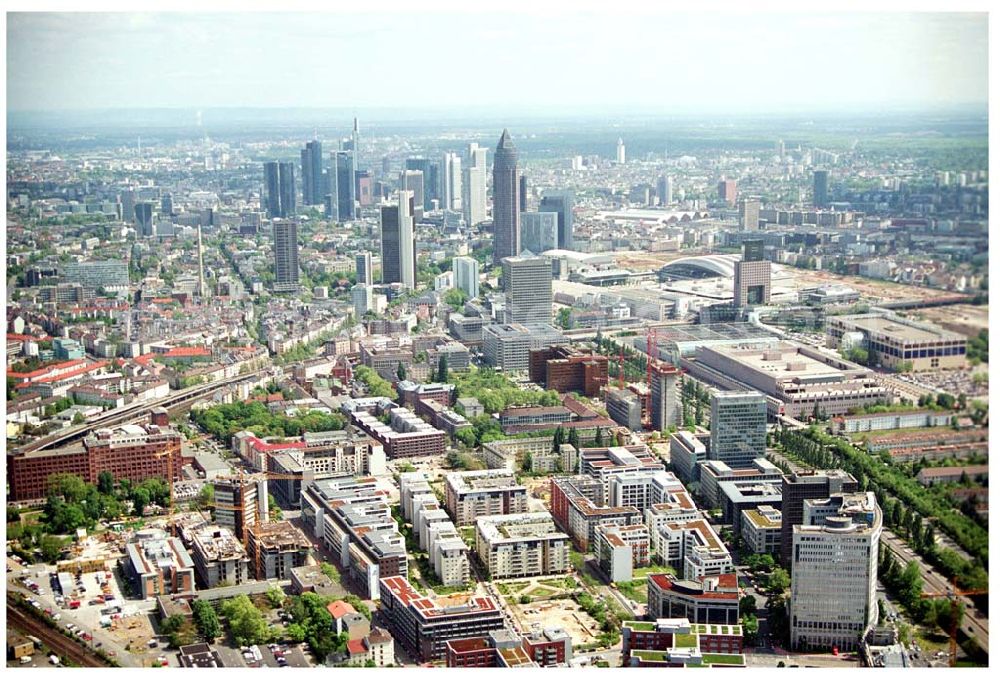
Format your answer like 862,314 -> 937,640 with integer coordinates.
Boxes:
326,601 -> 357,620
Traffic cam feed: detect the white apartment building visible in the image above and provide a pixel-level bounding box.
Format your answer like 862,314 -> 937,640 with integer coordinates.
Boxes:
475,513 -> 570,579
445,470 -> 528,526
655,518 -> 733,580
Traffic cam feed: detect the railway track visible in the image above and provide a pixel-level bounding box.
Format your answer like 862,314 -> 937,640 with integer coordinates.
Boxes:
6,599 -> 112,668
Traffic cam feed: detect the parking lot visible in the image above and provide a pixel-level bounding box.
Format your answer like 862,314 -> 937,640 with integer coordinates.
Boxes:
11,557 -> 169,668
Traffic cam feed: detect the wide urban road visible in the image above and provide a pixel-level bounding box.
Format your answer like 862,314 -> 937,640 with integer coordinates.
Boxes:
881,530 -> 988,653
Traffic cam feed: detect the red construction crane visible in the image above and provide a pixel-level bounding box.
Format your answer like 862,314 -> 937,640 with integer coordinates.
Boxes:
920,580 -> 988,667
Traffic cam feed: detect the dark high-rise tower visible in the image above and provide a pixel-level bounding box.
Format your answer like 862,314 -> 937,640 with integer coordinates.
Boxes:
519,174 -> 529,213
813,169 -> 829,207
301,140 -> 323,205
264,162 -> 281,217
278,162 -> 296,218
380,203 -> 401,285
335,152 -> 356,221
492,129 -> 520,264
134,202 -> 153,237
734,239 -> 770,308
272,219 -> 300,292
539,191 -> 574,250
780,470 -> 858,567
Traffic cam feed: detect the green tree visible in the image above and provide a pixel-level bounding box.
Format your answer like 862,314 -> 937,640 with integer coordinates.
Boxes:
568,428 -> 580,449
39,535 -> 66,563
161,614 -> 197,648
437,354 -> 449,383
936,393 -> 956,410
284,623 -> 307,644
197,484 -> 214,510
220,594 -> 273,646
396,362 -> 407,381
454,427 -> 478,448
97,471 -> 115,495
266,587 -> 286,609
192,600 -> 221,641
766,567 -> 790,594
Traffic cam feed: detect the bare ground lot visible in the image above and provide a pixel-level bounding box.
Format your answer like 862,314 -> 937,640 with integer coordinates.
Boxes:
911,304 -> 988,337
511,598 -> 601,647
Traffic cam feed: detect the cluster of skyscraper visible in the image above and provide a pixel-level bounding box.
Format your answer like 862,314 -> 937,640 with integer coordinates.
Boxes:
264,126 -> 579,308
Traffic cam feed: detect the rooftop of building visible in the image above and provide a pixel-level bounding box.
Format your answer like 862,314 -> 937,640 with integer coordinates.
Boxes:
648,572 -> 740,600
447,469 -> 525,493
380,576 -> 500,620
704,341 -> 857,382
742,506 -> 782,529
189,525 -> 247,562
477,512 -> 568,543
833,313 -> 964,343
248,521 -> 311,551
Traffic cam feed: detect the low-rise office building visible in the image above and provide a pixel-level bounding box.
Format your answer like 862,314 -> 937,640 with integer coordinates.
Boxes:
826,312 -> 967,372
549,475 -> 643,551
740,505 -> 782,555
379,576 -> 506,662
654,518 -> 733,580
124,528 -> 195,599
247,521 -> 311,580
647,572 -> 741,624
188,525 -> 251,588
687,342 -> 891,419
622,618 -> 744,668
698,458 -> 782,509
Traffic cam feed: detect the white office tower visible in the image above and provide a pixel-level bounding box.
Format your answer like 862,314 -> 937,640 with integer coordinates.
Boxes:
462,143 -> 488,227
791,492 -> 882,653
442,152 -> 463,211
352,284 -> 374,319
355,251 -> 373,288
398,190 -> 416,290
501,254 -> 552,325
616,137 -> 626,164
453,256 -> 480,299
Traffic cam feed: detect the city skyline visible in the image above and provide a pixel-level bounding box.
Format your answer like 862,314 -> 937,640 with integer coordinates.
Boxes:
6,11 -> 989,115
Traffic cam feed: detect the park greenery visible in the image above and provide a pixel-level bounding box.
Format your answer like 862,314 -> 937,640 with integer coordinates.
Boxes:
221,594 -> 276,646
192,401 -> 345,441
284,592 -> 349,660
353,365 -> 396,399
450,366 -> 562,415
33,473 -> 171,537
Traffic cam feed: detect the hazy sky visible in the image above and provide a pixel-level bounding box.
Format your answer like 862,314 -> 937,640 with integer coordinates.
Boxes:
6,11 -> 989,114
